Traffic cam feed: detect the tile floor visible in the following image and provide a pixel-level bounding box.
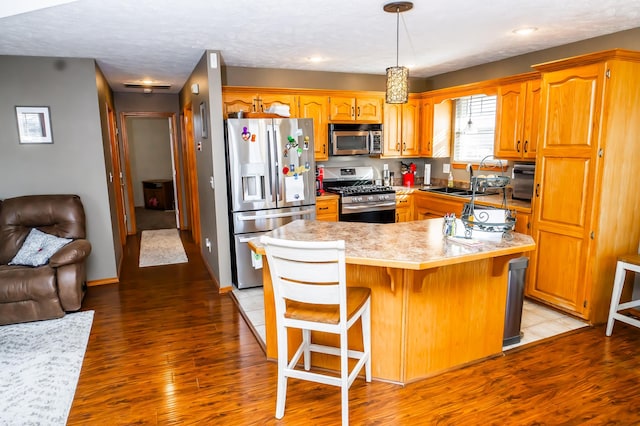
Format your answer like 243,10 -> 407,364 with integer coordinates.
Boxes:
231,287 -> 589,351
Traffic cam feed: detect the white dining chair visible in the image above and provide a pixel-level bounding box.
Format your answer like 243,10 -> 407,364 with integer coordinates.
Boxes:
606,253 -> 640,336
260,236 -> 371,425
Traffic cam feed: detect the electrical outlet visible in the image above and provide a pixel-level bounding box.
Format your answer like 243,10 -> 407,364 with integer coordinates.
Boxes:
443,163 -> 451,174
205,238 -> 212,252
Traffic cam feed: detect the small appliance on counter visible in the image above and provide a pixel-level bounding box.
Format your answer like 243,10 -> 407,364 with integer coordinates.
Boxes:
401,162 -> 416,187
512,163 -> 535,201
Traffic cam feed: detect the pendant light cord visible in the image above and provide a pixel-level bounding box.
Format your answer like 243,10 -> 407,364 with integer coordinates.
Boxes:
396,7 -> 400,67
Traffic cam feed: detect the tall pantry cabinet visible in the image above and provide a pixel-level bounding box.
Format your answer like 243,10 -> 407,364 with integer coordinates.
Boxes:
528,50 -> 640,324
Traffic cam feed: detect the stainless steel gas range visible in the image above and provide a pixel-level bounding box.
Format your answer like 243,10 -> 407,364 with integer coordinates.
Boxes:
323,166 -> 396,223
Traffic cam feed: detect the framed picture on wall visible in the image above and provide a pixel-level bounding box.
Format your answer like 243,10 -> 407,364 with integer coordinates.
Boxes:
16,106 -> 53,144
199,101 -> 208,139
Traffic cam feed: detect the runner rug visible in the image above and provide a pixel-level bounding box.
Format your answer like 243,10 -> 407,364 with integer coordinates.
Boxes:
139,228 -> 188,267
0,311 -> 94,425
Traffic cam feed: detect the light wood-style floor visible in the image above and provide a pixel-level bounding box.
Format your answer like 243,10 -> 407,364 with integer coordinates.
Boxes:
69,231 -> 640,425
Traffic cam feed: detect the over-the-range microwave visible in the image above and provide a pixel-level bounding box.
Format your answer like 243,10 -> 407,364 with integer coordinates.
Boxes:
329,123 -> 383,156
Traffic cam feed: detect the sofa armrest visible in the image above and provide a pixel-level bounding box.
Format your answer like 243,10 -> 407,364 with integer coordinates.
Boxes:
49,239 -> 92,267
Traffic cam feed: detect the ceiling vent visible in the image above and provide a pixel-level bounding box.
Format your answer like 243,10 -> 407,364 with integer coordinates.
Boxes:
123,83 -> 171,90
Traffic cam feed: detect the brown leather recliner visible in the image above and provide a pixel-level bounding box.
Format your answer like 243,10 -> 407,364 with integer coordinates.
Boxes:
0,194 -> 91,325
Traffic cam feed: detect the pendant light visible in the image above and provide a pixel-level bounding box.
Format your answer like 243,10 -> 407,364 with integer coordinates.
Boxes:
465,95 -> 477,134
384,2 -> 413,104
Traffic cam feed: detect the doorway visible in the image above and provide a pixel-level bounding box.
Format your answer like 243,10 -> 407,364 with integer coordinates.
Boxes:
120,112 -> 182,234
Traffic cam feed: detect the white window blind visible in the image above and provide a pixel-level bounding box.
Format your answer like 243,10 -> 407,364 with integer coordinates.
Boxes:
453,94 -> 497,163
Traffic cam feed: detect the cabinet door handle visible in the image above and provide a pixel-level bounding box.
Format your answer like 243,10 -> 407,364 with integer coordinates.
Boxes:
322,144 -> 326,154
524,140 -> 529,153
516,140 -> 521,152
318,206 -> 329,211
403,142 -> 407,151
535,183 -> 540,197
396,143 -> 400,151
352,106 -> 355,118
357,106 -> 361,117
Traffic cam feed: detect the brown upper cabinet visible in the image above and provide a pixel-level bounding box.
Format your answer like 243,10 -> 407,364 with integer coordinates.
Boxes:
298,95 -> 329,161
222,89 -> 298,118
495,77 -> 541,160
419,96 -> 452,158
329,95 -> 383,122
382,97 -> 420,157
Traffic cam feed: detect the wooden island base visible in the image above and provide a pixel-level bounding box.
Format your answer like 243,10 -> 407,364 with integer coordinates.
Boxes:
252,219 -> 535,385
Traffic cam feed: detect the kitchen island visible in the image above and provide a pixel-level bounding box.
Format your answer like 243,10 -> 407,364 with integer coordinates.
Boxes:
250,219 -> 535,384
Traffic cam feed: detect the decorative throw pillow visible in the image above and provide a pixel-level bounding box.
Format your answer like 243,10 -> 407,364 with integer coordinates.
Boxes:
9,228 -> 73,267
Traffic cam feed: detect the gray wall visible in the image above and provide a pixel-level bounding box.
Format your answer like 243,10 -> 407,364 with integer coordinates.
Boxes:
0,55 -> 117,282
125,117 -> 173,206
180,51 -> 232,289
426,27 -> 640,89
222,66 -> 428,93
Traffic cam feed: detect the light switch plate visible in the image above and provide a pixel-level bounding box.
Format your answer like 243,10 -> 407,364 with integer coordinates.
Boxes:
443,163 -> 451,174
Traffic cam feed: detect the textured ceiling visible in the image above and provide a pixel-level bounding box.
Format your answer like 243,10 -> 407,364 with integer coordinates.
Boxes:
1,0 -> 639,93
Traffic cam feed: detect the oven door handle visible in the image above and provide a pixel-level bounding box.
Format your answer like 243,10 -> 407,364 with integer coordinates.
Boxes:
238,209 -> 315,221
342,202 -> 396,211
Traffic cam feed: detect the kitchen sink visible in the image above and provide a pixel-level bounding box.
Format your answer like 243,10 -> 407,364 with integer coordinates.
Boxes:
419,187 -> 488,197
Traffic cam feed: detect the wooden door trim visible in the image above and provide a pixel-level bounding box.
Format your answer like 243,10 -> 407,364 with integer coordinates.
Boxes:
107,103 -> 126,246
120,111 -> 182,235
181,104 -> 201,244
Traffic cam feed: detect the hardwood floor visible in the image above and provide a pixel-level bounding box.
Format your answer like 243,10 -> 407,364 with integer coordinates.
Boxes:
69,232 -> 640,425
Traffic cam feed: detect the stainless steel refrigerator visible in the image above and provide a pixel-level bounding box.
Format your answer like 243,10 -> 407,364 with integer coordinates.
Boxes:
225,118 -> 316,289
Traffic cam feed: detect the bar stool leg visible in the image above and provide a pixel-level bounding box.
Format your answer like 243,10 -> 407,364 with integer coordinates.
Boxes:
606,261 -> 627,336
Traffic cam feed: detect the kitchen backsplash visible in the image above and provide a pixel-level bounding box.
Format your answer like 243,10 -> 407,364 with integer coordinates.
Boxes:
317,156 -> 518,188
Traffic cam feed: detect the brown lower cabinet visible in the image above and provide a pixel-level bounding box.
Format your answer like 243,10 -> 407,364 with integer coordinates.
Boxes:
395,193 -> 413,222
315,195 -> 339,222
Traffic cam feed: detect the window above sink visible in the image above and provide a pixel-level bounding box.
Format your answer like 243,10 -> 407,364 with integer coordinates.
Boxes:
453,94 -> 498,165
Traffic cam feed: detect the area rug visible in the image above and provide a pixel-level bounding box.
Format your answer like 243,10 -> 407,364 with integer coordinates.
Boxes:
0,310 -> 94,426
139,228 -> 188,267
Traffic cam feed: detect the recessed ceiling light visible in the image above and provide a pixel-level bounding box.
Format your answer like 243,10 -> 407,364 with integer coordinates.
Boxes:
307,56 -> 324,63
142,79 -> 154,85
513,27 -> 538,36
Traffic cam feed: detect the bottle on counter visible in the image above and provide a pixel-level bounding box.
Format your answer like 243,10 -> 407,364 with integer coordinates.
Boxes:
448,172 -> 454,188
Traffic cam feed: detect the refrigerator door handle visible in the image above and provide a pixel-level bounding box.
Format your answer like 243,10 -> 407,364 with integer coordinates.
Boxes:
238,209 -> 315,221
238,236 -> 260,243
267,124 -> 278,203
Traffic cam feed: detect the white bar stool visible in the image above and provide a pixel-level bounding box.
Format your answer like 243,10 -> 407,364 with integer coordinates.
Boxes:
605,254 -> 640,336
261,236 -> 372,426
